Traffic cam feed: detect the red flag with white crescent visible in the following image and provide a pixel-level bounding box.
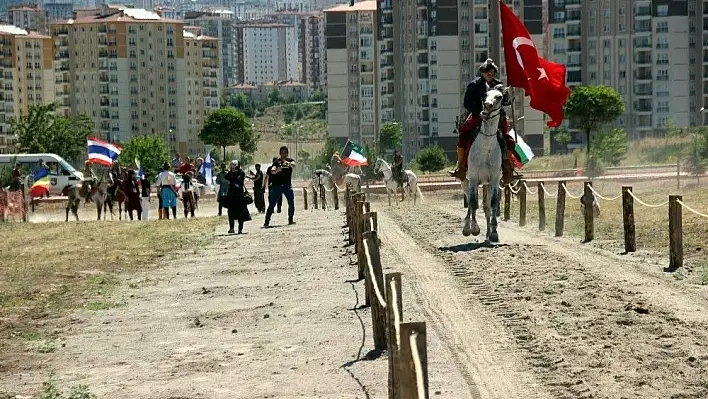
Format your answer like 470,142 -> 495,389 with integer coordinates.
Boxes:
499,0 -> 570,127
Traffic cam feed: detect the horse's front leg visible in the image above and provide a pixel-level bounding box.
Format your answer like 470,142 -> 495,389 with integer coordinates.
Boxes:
463,182 -> 480,237
65,206 -> 70,222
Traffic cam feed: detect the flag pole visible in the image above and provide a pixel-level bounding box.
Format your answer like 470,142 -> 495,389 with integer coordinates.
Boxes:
509,87 -> 519,143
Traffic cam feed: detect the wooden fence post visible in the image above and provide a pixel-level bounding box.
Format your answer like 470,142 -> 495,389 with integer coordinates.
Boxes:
313,185 -> 319,210
303,187 -> 308,210
385,273 -> 403,399
319,184 -> 327,210
537,181 -> 546,231
519,180 -> 527,227
398,322 -> 429,399
333,185 -> 339,210
668,195 -> 683,271
356,201 -> 367,282
363,230 -> 387,350
365,211 -> 378,232
583,181 -> 594,243
504,185 -> 511,221
366,179 -> 371,201
555,181 -> 566,237
622,186 -> 636,253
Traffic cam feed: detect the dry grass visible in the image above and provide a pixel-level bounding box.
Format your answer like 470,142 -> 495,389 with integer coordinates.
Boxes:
506,178 -> 708,283
0,217 -> 222,361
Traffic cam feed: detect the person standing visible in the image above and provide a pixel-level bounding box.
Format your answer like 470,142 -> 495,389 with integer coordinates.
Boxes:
179,156 -> 195,176
221,160 -> 251,234
140,171 -> 151,221
157,162 -> 178,219
9,162 -> 22,191
263,157 -> 282,214
392,150 -> 405,201
248,164 -> 265,213
122,169 -> 142,220
215,163 -> 228,216
179,172 -> 197,218
264,146 -> 296,227
171,152 -> 182,173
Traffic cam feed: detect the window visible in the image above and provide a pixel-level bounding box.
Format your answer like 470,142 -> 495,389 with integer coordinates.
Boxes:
656,53 -> 669,65
656,37 -> 669,49
552,27 -> 565,38
657,116 -> 668,127
657,5 -> 668,17
656,69 -> 669,81
603,8 -> 610,17
618,24 -> 625,32
603,39 -> 611,48
604,24 -> 610,33
656,21 -> 668,33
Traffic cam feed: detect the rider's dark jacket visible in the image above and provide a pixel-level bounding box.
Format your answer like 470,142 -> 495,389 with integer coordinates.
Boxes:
463,76 -> 502,115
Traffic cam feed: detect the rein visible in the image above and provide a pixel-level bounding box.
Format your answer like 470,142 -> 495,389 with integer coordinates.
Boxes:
479,105 -> 502,137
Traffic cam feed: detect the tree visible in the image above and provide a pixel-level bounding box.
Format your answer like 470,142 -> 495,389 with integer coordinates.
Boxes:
117,135 -> 169,176
231,92 -> 248,109
12,102 -> 95,163
267,88 -> 283,105
378,122 -> 403,156
552,127 -> 572,153
310,88 -> 325,102
199,107 -> 257,160
414,145 -> 447,173
564,85 -> 625,152
592,127 -> 628,166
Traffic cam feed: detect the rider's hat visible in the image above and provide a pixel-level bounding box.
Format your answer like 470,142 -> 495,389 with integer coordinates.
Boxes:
479,58 -> 498,74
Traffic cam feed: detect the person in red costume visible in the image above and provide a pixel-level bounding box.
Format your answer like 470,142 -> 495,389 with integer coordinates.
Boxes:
448,58 -> 517,184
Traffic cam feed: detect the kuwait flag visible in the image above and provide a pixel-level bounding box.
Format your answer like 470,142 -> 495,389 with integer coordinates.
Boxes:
341,140 -> 368,167
510,129 -> 535,168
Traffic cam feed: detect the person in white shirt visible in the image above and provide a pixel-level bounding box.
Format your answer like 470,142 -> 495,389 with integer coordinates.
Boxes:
157,162 -> 178,219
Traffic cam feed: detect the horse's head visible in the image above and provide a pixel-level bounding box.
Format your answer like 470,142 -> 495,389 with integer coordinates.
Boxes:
373,158 -> 387,174
481,84 -> 508,119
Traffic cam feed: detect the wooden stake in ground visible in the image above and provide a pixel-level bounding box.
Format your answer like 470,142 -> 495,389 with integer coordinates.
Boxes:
537,181 -> 546,231
398,322 -> 429,399
583,181 -> 594,242
333,185 -> 339,210
668,195 -> 683,271
363,230 -> 386,350
385,273 -> 403,399
555,181 -> 566,237
302,188 -> 308,210
504,185 -> 511,221
622,186 -> 636,253
519,180 -> 527,227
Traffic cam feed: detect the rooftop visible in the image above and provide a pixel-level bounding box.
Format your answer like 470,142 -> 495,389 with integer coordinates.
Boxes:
56,7 -> 182,24
324,1 -> 377,12
0,24 -> 50,38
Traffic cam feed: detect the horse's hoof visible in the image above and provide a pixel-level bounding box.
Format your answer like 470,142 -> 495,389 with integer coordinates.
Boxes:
470,221 -> 481,236
490,232 -> 499,243
484,239 -> 491,246
462,220 -> 472,236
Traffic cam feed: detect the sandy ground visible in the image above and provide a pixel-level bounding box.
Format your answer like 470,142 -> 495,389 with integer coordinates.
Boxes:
2,191 -> 708,398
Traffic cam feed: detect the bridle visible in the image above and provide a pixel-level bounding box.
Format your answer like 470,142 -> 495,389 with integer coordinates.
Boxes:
479,98 -> 503,137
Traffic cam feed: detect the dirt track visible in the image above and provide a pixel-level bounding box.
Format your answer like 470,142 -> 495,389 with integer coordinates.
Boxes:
2,193 -> 708,398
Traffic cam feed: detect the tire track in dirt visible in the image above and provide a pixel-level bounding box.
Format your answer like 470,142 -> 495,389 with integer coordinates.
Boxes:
384,202 -> 708,399
377,212 -> 553,399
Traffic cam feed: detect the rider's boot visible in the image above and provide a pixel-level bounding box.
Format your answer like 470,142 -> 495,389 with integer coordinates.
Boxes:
447,146 -> 467,179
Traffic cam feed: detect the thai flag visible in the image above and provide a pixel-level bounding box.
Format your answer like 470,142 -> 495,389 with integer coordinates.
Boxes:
87,136 -> 121,167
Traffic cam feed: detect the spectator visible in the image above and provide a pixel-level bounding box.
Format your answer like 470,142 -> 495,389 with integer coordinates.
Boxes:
140,171 -> 151,221
263,157 -> 282,214
122,169 -> 142,220
194,157 -> 207,185
215,162 -> 228,216
9,162 -> 21,191
171,152 -> 182,173
247,163 -> 265,213
220,160 -> 251,234
264,146 -> 296,227
179,156 -> 195,175
157,162 -> 178,219
179,172 -> 197,218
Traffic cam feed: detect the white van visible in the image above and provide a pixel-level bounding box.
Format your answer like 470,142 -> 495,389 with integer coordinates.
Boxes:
0,153 -> 85,196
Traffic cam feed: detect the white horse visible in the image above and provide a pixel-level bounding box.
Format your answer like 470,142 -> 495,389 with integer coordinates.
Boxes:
373,158 -> 423,206
461,85 -> 508,244
312,169 -> 362,193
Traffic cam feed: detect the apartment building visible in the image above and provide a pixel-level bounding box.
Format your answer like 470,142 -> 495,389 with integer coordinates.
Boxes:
182,26 -> 221,154
52,6 -> 221,156
43,0 -> 74,22
548,0 -> 695,141
184,10 -> 238,87
324,1 -> 384,147
0,25 -> 54,154
262,11 -> 326,90
241,23 -> 298,84
7,5 -> 49,34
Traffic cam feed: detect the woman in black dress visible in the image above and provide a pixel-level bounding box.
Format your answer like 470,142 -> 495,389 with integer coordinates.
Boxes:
221,160 -> 251,234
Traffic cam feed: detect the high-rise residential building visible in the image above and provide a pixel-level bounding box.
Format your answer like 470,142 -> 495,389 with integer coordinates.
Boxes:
0,25 -> 54,154
262,11 -> 326,89
185,10 -> 238,87
301,11 -> 326,90
324,1 -> 383,147
43,0 -> 74,22
7,4 -> 49,34
547,0 -> 696,141
51,6 -> 221,156
240,23 -> 298,84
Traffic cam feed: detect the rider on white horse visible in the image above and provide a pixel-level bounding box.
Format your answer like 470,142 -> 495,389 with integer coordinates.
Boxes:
449,58 -> 517,185
391,150 -> 406,201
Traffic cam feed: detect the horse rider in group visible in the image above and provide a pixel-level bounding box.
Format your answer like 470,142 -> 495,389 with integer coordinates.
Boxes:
448,58 -> 517,185
392,150 -> 406,201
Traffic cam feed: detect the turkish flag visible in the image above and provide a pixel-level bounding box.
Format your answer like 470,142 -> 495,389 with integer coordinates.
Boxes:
499,0 -> 570,127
